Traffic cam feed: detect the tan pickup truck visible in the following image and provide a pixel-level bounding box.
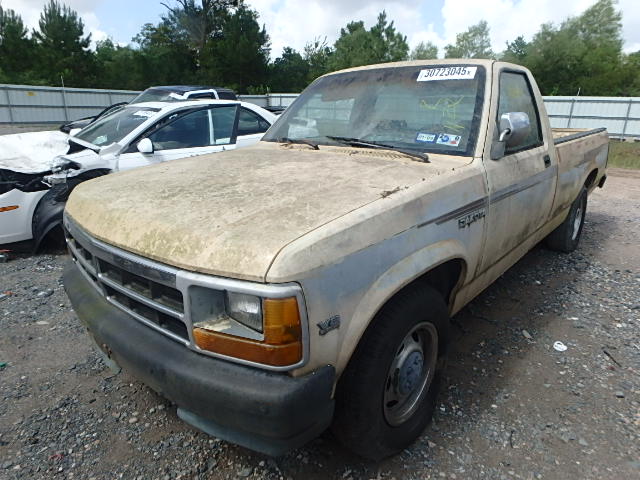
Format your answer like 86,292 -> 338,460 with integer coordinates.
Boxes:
62,59 -> 608,459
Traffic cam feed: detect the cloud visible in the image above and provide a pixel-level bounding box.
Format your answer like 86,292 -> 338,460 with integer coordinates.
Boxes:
248,0 -> 640,58
2,0 -> 108,48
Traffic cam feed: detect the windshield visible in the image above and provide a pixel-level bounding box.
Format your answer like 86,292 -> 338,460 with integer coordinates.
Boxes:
264,64 -> 486,156
74,107 -> 160,146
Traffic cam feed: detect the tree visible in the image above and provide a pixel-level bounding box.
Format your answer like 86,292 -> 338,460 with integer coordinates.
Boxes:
32,0 -> 95,87
501,36 -> 528,63
444,20 -> 494,59
0,6 -> 37,82
523,0 -> 626,95
269,47 -> 309,92
133,20 -> 198,86
329,11 -> 409,70
160,0 -> 238,57
303,37 -> 332,83
201,5 -> 270,92
410,41 -> 438,60
94,39 -> 148,90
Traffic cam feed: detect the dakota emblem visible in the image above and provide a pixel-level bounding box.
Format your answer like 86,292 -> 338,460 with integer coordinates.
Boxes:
458,208 -> 486,228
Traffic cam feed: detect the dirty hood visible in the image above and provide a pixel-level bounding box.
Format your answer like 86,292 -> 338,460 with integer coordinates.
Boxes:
0,130 -> 70,173
65,142 -> 443,281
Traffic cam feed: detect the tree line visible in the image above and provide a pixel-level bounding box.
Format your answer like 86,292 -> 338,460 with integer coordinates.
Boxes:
0,0 -> 638,96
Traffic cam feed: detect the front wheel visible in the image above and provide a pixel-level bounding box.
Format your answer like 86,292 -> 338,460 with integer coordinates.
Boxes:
545,186 -> 587,253
332,284 -> 449,459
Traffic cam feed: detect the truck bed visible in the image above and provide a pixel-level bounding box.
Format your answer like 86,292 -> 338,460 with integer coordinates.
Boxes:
552,127 -> 607,145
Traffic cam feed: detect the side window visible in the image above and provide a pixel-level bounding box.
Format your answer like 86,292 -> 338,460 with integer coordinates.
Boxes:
147,106 -> 237,150
148,109 -> 210,150
497,72 -> 542,153
237,108 -> 270,136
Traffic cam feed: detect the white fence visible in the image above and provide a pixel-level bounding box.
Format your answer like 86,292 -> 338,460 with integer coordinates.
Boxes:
0,84 -> 299,125
1,83 -> 638,138
544,96 -> 640,139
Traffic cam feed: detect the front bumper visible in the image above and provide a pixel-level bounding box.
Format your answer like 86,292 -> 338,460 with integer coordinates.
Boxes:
63,261 -> 335,455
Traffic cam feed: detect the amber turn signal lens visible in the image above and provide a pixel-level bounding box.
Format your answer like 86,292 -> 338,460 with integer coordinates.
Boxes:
193,296 -> 303,366
0,205 -> 19,213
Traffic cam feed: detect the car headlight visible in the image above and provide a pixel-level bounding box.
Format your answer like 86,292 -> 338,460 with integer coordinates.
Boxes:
51,157 -> 81,173
225,291 -> 263,332
188,286 -> 303,367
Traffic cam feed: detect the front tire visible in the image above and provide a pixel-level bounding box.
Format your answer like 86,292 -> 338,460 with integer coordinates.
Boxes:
332,284 -> 449,459
545,186 -> 587,253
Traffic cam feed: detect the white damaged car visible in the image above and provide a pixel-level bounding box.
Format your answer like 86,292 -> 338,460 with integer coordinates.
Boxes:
0,99 -> 276,250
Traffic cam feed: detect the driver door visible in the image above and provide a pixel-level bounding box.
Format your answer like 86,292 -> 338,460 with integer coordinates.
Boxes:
117,105 -> 239,171
478,66 -> 557,274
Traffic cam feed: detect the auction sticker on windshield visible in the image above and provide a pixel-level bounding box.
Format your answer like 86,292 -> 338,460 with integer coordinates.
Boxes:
417,66 -> 477,82
436,133 -> 462,147
416,132 -> 437,143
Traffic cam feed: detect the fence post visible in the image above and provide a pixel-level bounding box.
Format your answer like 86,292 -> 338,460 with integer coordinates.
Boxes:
567,98 -> 576,128
621,98 -> 633,140
4,86 -> 15,124
60,81 -> 70,122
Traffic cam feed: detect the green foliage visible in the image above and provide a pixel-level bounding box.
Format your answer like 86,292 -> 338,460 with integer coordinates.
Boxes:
520,0 -> 627,95
410,41 -> 438,60
0,6 -> 37,82
32,0 -> 95,87
269,47 -> 309,92
133,20 -> 198,86
501,36 -> 528,63
329,11 -> 409,71
0,0 -> 639,98
303,37 -> 332,83
200,5 -> 270,93
444,20 -> 494,59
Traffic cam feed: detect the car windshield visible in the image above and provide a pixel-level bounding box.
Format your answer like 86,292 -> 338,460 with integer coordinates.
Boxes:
74,107 -> 160,146
263,64 -> 486,156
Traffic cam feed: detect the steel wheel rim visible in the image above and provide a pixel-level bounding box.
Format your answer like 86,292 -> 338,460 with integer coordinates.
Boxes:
383,322 -> 438,426
572,200 -> 583,240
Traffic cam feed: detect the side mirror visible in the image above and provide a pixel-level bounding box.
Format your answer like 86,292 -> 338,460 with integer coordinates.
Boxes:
136,138 -> 154,154
499,112 -> 530,147
491,112 -> 531,159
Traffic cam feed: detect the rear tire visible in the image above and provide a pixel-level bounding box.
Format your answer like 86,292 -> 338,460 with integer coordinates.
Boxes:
545,186 -> 587,253
332,284 -> 449,460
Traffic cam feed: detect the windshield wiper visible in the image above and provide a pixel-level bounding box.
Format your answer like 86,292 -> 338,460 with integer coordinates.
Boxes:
325,136 -> 429,163
277,137 -> 319,150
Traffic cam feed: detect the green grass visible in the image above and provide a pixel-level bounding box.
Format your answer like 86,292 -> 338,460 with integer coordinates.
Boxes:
608,140 -> 640,169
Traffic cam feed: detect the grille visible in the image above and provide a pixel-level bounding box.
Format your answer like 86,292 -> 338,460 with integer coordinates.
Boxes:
65,224 -> 189,343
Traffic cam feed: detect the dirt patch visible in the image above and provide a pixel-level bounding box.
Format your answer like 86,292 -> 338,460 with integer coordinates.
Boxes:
0,176 -> 638,479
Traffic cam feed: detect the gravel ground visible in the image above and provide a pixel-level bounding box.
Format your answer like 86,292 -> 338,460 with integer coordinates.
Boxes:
0,171 -> 638,480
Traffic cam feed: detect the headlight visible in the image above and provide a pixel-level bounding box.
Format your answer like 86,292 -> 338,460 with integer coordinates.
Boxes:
189,286 -> 303,367
225,292 -> 262,332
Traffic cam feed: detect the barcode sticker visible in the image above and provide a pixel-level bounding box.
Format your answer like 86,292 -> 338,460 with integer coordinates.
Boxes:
417,66 -> 477,82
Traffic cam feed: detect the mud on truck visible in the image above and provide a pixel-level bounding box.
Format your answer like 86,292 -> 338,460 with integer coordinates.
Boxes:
61,59 -> 608,459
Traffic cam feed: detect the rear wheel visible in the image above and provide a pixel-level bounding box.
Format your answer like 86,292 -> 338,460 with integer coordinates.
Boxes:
545,186 -> 587,253
332,284 -> 449,459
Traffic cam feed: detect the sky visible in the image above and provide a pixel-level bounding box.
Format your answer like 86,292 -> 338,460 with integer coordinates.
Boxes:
4,0 -> 640,57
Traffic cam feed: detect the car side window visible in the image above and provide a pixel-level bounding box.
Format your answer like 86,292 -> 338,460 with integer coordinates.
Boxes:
497,72 -> 542,154
237,108 -> 270,136
147,106 -> 237,150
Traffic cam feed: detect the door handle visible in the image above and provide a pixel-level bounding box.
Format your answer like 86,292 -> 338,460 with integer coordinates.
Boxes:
543,155 -> 551,168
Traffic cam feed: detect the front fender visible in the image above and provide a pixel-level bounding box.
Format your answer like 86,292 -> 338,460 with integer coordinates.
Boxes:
335,238 -> 468,374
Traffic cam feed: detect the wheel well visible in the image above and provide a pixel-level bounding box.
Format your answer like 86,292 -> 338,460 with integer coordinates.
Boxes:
585,169 -> 598,189
412,259 -> 465,307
